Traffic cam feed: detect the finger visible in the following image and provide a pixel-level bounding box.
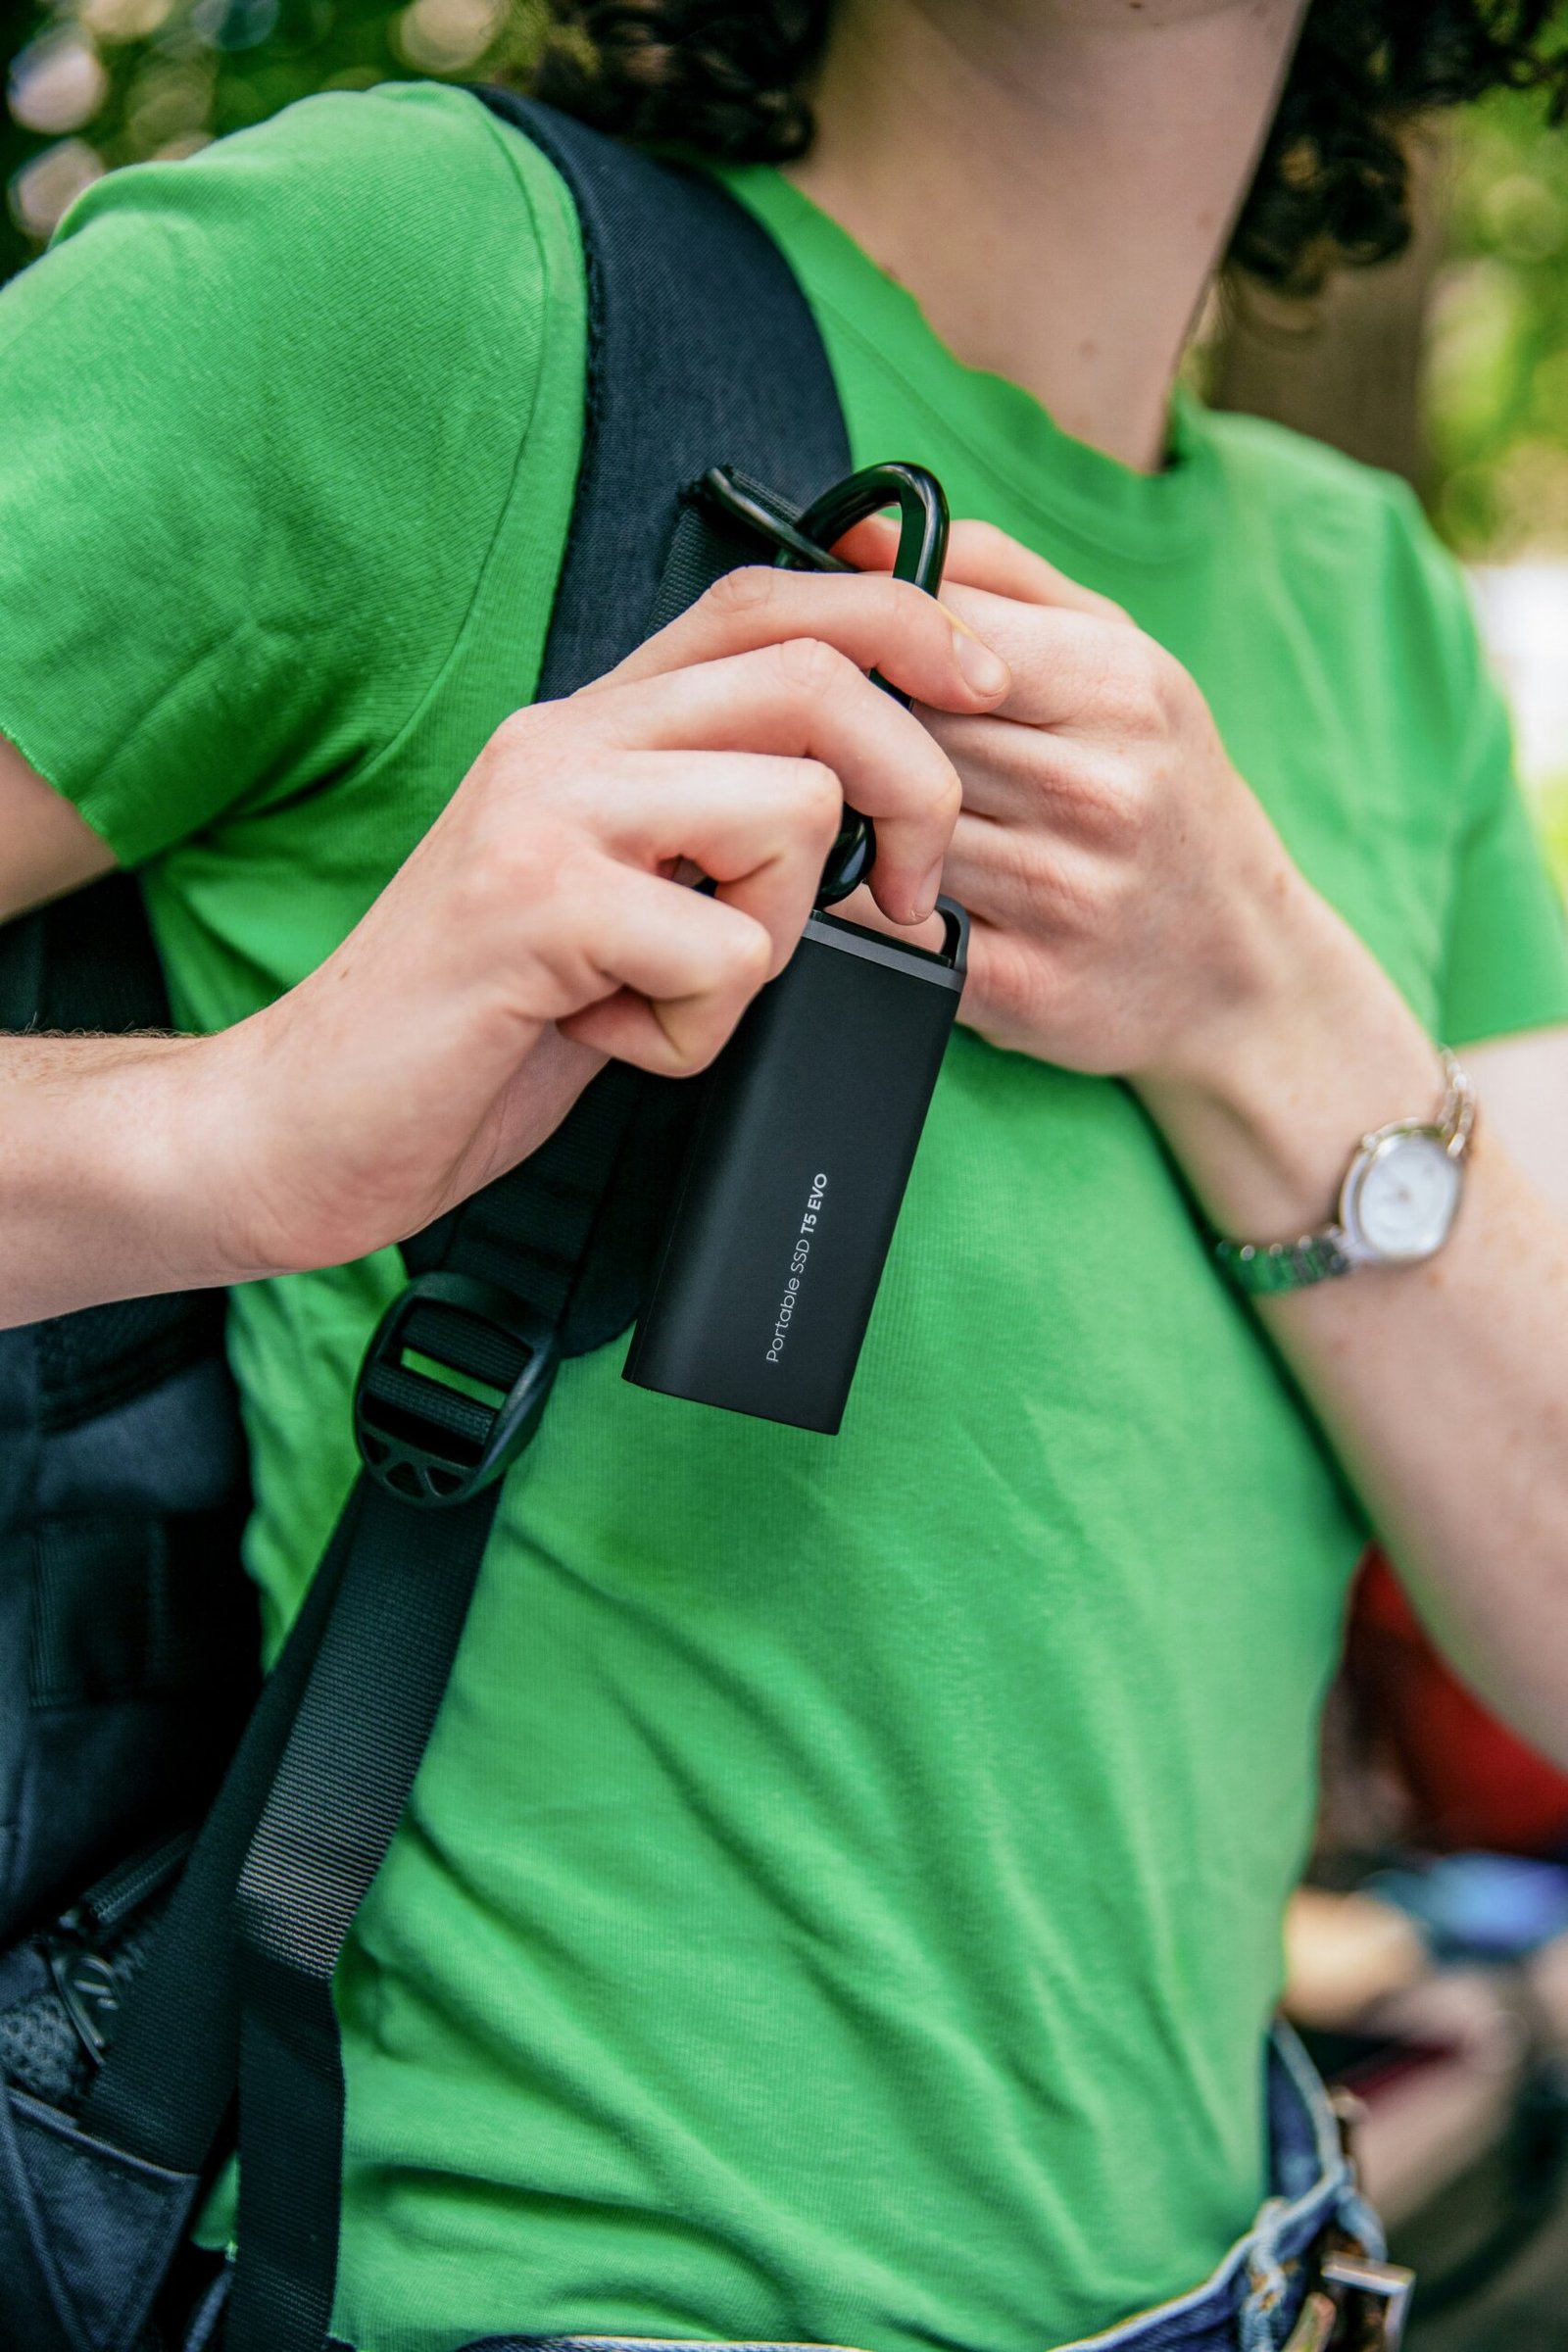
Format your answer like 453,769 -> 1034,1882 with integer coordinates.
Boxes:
918,607 -> 1138,732
952,907 -> 1055,1057
576,750 -> 840,974
823,880 -> 950,956
835,513 -> 1128,622
570,641 -> 962,923
558,864 -> 775,1074
919,709 -> 1081,817
939,808 -> 1105,935
597,562 -> 1011,710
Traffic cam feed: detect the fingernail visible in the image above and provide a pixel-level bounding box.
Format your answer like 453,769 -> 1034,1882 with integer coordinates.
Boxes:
953,626 -> 1009,699
915,860 -> 945,920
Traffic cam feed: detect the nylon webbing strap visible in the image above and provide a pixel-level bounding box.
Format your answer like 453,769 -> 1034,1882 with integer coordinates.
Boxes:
646,498 -> 782,638
225,1479 -> 501,2352
81,1483 -> 368,2163
404,1060 -> 647,1312
223,1067 -> 647,2351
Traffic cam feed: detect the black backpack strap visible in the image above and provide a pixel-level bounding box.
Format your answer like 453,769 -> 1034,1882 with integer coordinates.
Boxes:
402,84 -> 856,1360
40,91 -> 850,2352
481,86 -> 852,694
223,99 -> 850,2352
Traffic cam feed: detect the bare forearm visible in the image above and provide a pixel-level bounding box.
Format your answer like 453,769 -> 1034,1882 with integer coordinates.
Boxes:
1265,1140 -> 1568,1752
0,1030 -> 253,1324
1139,876 -> 1568,1761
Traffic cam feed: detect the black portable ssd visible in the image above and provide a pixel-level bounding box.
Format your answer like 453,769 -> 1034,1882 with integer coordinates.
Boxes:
623,901 -> 967,1434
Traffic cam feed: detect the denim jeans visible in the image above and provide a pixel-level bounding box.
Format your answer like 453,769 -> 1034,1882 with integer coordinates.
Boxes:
448,2025 -> 1386,2352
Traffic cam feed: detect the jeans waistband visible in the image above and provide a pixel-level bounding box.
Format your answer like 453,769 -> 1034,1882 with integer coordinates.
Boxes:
1051,2021 -> 1384,2350
438,2025 -> 1386,2352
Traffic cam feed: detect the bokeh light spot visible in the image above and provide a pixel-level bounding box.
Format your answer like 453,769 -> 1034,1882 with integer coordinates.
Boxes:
8,137 -> 105,237
191,0 -> 282,55
394,0 -> 503,76
78,0 -> 174,44
8,33 -> 109,135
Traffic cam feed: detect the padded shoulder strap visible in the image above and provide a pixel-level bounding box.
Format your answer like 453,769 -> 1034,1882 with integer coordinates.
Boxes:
477,89 -> 852,700
404,93 -> 853,1357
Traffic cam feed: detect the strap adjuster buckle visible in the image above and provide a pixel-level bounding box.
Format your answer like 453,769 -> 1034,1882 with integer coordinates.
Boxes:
353,1271 -> 559,1509
1320,2251 -> 1415,2350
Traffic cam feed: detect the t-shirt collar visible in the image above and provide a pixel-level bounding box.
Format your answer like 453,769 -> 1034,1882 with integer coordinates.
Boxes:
710,160 -> 1216,567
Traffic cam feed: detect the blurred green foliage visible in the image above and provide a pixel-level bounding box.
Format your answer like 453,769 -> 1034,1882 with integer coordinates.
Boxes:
1431,84 -> 1568,560
4,2 -> 1568,572
0,0 -> 547,283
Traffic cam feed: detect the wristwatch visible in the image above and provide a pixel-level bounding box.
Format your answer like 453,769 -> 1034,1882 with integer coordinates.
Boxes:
1214,1049 -> 1477,1298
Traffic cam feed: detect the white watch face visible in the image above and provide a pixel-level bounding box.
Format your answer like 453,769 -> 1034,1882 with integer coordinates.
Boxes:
1347,1130 -> 1462,1262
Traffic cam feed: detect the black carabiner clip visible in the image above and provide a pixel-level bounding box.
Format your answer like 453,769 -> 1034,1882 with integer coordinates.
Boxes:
790,464 -> 950,903
699,462 -> 951,905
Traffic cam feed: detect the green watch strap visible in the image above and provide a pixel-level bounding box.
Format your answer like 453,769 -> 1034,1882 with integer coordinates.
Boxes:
1213,1229 -> 1356,1298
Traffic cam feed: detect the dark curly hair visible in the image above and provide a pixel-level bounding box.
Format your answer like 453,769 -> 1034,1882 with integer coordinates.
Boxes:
531,1 -> 1568,293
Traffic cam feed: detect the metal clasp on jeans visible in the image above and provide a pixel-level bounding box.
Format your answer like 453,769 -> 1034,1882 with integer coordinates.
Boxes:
1317,2250 -> 1415,2351
1280,2089 -> 1416,2351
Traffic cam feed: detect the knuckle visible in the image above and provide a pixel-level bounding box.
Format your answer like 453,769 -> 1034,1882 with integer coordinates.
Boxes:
1119,637 -> 1176,730
795,758 -> 845,837
1082,752 -> 1144,844
448,841 -> 533,943
487,704 -> 548,766
1152,650 -> 1196,728
706,564 -> 780,621
770,633 -> 854,696
962,518 -> 1011,564
724,917 -> 774,992
1073,864 -> 1117,932
1001,830 -> 1049,904
543,829 -> 604,903
987,935 -> 1044,1030
1010,828 -> 1053,895
441,857 -> 502,939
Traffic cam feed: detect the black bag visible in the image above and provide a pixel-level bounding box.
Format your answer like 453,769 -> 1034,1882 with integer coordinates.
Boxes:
0,87 -> 852,2352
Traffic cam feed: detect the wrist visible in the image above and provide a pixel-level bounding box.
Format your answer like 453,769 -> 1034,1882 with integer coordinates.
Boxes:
0,1030 -> 243,1324
170,1010 -> 331,1283
102,1014 -> 309,1290
177,1002 -> 350,1279
1133,876 -> 1445,1240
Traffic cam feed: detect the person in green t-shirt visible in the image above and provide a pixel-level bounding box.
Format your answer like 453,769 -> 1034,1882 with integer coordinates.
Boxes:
4,4 -> 1568,2350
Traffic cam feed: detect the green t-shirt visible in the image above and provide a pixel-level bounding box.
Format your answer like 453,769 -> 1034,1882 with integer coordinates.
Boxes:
4,81 -> 1567,2352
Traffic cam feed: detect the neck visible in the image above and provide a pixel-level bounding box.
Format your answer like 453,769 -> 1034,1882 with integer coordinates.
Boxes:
785,0 -> 1307,473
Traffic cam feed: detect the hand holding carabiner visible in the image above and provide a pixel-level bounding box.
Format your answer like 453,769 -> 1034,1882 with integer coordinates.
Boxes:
587,496 -> 1007,929
703,463 -> 955,905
